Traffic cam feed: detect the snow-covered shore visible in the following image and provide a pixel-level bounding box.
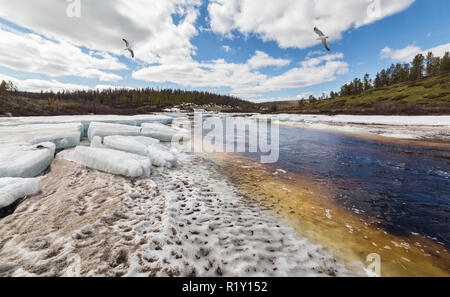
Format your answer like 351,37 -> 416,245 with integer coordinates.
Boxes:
0,113 -> 357,276
0,155 -> 353,277
252,114 -> 450,141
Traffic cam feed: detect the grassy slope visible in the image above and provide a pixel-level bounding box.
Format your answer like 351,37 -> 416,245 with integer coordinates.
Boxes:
261,74 -> 450,115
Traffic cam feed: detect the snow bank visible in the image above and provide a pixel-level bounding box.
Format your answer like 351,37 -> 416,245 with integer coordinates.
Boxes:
0,142 -> 56,178
0,123 -> 82,149
87,122 -> 141,141
63,146 -> 151,178
0,178 -> 39,208
251,114 -> 450,127
141,123 -> 190,142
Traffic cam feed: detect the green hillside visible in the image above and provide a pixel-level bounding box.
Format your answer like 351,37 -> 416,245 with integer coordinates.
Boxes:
261,74 -> 450,115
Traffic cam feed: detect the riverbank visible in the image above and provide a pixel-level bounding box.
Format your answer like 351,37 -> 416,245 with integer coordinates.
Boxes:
0,152 -> 352,276
209,152 -> 450,276
252,114 -> 450,142
1,113 -> 449,277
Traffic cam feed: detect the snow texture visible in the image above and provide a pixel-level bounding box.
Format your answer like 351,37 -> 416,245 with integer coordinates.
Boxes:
0,156 -> 354,277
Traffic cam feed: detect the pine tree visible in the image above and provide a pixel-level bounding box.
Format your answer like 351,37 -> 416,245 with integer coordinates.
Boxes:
440,52 -> 450,73
363,73 -> 372,91
0,80 -> 6,94
426,52 -> 434,76
410,53 -> 425,80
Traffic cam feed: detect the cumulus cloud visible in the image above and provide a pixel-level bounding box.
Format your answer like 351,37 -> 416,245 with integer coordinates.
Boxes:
0,74 -> 89,92
0,0 -> 406,98
207,0 -> 414,49
248,51 -> 290,69
133,52 -> 348,99
0,0 -> 201,65
0,27 -> 125,81
380,43 -> 450,62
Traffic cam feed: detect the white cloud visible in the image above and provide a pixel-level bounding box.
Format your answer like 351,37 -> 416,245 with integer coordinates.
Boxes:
133,52 -> 348,99
0,1 -> 353,98
380,43 -> 450,62
380,45 -> 421,62
0,74 -> 89,92
247,51 -> 290,69
0,0 -> 201,65
207,0 -> 414,49
0,27 -> 125,81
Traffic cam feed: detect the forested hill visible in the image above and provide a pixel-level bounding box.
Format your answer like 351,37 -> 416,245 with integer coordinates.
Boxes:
261,52 -> 450,115
0,87 -> 258,116
261,74 -> 450,115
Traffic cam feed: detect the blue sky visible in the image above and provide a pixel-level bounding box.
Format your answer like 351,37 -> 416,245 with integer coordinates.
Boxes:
0,0 -> 448,102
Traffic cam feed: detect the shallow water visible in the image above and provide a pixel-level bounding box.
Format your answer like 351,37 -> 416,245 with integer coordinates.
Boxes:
203,120 -> 450,247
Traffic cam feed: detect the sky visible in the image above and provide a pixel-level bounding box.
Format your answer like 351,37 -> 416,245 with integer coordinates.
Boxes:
0,0 -> 449,103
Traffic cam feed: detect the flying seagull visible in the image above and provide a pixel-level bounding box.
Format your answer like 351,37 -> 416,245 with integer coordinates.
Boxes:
122,38 -> 135,59
314,27 -> 330,51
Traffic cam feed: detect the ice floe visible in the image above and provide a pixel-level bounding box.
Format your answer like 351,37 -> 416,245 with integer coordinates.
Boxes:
88,122 -> 141,141
0,123 -> 82,149
63,146 -> 151,178
0,142 -> 55,178
141,123 -> 190,142
0,115 -> 173,136
102,136 -> 160,156
0,177 -> 39,208
91,136 -> 176,168
147,144 -> 177,168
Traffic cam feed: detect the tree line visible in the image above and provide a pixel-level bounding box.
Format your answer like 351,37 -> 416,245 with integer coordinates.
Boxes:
0,83 -> 255,110
336,51 -> 450,98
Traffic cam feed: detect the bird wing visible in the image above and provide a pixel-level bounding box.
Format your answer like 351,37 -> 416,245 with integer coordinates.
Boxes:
128,48 -> 135,58
314,27 -> 325,37
322,39 -> 330,51
122,38 -> 130,47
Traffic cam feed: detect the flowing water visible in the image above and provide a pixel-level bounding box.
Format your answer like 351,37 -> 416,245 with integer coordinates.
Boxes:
199,119 -> 450,276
